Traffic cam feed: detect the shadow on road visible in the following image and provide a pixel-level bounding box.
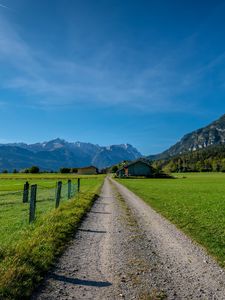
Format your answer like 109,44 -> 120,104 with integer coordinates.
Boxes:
89,211 -> 111,215
78,229 -> 107,233
50,273 -> 112,287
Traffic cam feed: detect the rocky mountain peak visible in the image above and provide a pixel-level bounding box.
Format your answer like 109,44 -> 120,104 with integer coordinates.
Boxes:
149,113 -> 225,160
0,139 -> 142,171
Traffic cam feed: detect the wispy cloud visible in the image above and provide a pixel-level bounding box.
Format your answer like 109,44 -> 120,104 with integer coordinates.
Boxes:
0,8 -> 225,114
0,3 -> 9,10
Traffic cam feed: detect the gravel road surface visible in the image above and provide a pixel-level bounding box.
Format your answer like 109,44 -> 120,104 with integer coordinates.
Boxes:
32,177 -> 225,299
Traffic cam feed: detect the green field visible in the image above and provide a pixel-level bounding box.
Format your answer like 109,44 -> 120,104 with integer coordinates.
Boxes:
0,173 -> 104,299
117,173 -> 225,267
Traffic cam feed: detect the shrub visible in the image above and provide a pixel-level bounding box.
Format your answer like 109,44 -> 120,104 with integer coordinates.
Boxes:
29,166 -> 40,173
60,168 -> 71,173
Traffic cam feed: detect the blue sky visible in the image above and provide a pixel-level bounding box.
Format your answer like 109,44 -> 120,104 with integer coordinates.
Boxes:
1,0 -> 225,154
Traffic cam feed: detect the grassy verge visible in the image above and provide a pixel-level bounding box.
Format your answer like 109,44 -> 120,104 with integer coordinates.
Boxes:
0,177 -> 102,251
0,177 -> 104,299
0,173 -> 106,180
117,173 -> 225,267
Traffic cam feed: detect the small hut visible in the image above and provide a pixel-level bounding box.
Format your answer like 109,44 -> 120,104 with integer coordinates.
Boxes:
77,166 -> 98,175
116,159 -> 153,177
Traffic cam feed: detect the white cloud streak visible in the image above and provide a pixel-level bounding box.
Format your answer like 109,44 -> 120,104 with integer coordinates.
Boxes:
0,11 -> 224,113
0,3 -> 9,9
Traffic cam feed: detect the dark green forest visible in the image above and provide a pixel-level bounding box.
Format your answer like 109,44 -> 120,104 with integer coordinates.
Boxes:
152,145 -> 225,173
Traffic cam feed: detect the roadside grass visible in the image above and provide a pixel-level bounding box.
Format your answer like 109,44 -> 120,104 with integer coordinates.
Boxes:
117,173 -> 225,267
0,175 -> 103,249
0,173 -> 106,180
0,175 -> 104,299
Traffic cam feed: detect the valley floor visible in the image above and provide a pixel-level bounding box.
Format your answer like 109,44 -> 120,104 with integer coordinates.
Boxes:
32,177 -> 225,299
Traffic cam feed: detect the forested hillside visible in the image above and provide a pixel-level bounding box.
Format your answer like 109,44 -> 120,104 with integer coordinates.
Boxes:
149,114 -> 225,161
152,145 -> 225,172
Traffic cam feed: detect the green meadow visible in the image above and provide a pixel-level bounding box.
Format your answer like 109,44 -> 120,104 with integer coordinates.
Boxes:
0,173 -> 104,299
117,173 -> 225,267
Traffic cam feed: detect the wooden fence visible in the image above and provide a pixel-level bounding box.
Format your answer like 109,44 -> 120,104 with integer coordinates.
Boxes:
26,179 -> 80,223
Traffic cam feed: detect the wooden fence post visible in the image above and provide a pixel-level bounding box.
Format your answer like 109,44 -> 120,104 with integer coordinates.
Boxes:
23,181 -> 29,203
29,184 -> 37,223
77,178 -> 80,192
68,179 -> 71,199
55,181 -> 62,208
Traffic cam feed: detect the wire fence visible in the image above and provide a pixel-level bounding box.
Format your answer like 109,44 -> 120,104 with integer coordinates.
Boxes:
0,179 -> 80,224
0,178 -> 83,252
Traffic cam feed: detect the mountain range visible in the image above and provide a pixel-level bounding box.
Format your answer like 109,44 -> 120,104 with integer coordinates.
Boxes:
2,114 -> 225,172
149,114 -> 225,160
0,139 -> 141,171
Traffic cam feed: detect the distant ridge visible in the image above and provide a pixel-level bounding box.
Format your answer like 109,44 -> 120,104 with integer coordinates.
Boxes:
148,114 -> 225,160
0,139 -> 142,171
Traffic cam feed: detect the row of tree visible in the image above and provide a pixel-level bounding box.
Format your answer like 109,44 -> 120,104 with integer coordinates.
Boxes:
1,166 -> 79,174
59,168 -> 78,173
1,166 -> 40,174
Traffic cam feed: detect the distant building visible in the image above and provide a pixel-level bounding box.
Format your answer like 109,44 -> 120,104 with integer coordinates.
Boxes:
116,159 -> 153,177
77,166 -> 98,175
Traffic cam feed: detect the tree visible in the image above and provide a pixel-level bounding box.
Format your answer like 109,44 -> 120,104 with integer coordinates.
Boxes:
221,159 -> 225,172
60,167 -> 71,173
111,165 -> 119,173
2,169 -> 8,174
29,166 -> 40,173
13,169 -> 18,173
212,160 -> 220,172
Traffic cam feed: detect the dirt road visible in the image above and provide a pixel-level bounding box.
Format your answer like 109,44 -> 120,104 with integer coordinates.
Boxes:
32,177 -> 225,299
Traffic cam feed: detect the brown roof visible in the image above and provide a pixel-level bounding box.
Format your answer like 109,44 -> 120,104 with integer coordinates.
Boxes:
117,159 -> 152,173
77,166 -> 98,170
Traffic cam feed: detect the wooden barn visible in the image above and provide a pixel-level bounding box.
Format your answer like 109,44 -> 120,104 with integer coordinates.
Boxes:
77,166 -> 98,175
116,159 -> 153,177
